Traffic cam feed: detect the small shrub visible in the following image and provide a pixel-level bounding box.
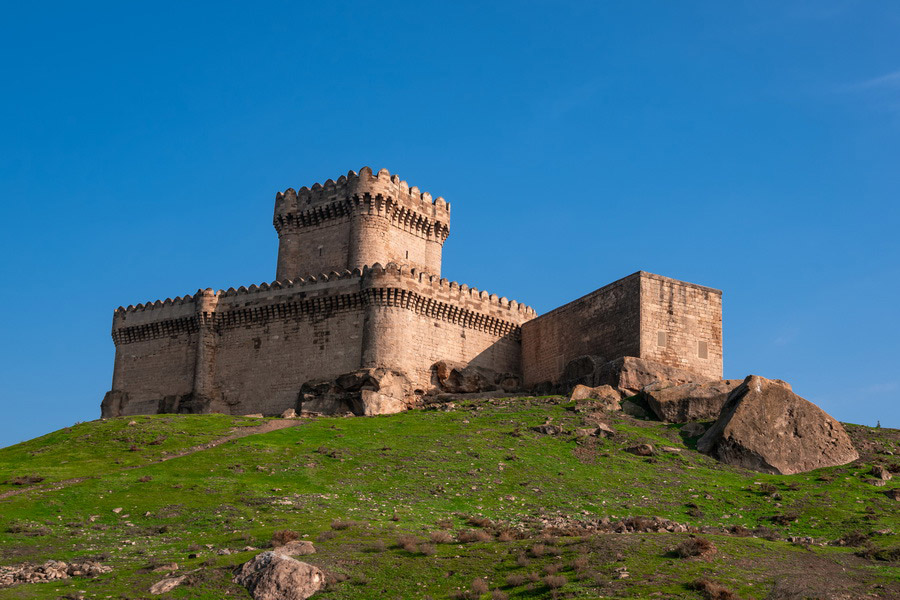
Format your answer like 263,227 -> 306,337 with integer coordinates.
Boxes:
471,578 -> 490,595
543,574 -> 567,589
316,530 -> 337,542
491,590 -> 508,600
368,539 -> 386,553
753,526 -> 780,541
690,578 -> 738,600
148,436 -> 167,446
6,475 -> 44,486
419,543 -> 436,556
542,563 -> 562,575
505,574 -> 527,587
467,516 -> 493,528
437,519 -> 453,529
397,534 -> 420,552
474,529 -> 493,542
430,530 -> 454,543
497,530 -> 515,542
758,482 -> 778,495
351,573 -> 370,586
457,529 -> 482,543
572,555 -> 589,570
673,536 -> 716,558
330,519 -> 355,530
840,531 -> 869,546
530,543 -> 546,557
729,525 -> 750,537
129,444 -> 140,452
687,506 -> 705,518
137,475 -> 153,483
769,512 -> 799,526
516,553 -> 529,567
526,572 -> 540,583
271,530 -> 299,547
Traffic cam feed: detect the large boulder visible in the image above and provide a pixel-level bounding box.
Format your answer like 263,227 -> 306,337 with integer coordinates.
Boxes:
300,368 -> 413,416
594,357 -> 710,394
432,360 -> 519,394
697,375 -> 859,475
234,551 -> 325,600
644,379 -> 743,422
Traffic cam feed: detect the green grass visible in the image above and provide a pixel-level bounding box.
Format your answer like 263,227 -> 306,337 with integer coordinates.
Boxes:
0,397 -> 897,599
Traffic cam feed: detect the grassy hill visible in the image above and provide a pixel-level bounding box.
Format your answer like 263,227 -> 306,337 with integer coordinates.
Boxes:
0,397 -> 897,599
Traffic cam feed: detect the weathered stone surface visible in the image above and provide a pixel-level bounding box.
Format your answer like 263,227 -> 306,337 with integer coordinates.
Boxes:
432,360 -> 519,394
150,575 -> 187,595
281,408 -> 297,418
301,368 -> 411,416
275,540 -> 316,556
621,398 -> 651,419
531,424 -> 563,435
234,551 -> 325,600
644,379 -> 743,423
872,465 -> 893,481
624,444 -> 654,456
680,422 -> 708,438
561,355 -> 605,389
0,560 -> 111,588
697,375 -> 859,475
597,357 -> 711,394
569,384 -> 621,411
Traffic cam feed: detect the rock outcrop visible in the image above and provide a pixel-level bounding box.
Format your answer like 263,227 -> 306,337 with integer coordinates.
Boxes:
0,560 -> 111,587
300,368 -> 412,416
643,379 -> 743,422
431,360 -> 520,394
697,375 -> 859,475
569,384 -> 621,411
234,551 -> 324,600
594,357 -> 710,394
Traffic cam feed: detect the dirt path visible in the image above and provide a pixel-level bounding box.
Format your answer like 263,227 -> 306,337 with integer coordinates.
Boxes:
0,418 -> 308,501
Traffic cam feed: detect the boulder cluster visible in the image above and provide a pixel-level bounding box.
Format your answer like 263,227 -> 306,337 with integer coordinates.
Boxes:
566,357 -> 859,475
0,560 -> 110,587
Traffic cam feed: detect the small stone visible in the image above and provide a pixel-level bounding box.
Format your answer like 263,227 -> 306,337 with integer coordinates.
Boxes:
112,508 -> 123,514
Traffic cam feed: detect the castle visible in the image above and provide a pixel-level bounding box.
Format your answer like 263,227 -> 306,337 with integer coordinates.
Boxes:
102,167 -> 723,417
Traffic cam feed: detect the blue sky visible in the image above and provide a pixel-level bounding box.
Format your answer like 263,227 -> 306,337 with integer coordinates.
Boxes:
1,1 -> 898,447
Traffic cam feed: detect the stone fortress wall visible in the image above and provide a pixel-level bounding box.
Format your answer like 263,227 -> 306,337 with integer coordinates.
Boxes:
104,167 -> 723,417
521,272 -> 722,388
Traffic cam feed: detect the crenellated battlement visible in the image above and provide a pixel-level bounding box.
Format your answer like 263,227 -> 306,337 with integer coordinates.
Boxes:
115,263 -> 534,320
273,166 -> 450,238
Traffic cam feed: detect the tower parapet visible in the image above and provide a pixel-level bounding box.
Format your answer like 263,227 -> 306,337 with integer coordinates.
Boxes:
274,167 -> 450,280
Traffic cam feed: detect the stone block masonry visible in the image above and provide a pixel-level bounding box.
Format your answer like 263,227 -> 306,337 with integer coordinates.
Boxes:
521,272 -> 722,388
104,167 -> 724,417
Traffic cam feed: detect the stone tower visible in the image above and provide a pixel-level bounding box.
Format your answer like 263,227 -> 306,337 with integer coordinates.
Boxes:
273,166 -> 451,281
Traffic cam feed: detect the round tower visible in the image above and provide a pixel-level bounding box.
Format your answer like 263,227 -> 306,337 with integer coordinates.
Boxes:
273,167 -> 450,281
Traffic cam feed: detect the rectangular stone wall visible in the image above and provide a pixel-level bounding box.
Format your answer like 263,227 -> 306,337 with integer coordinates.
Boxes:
521,274 -> 641,386
112,336 -> 197,416
109,266 -> 533,416
639,273 -> 722,379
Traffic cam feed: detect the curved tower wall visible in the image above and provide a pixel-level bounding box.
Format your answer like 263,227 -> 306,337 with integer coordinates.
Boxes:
274,167 -> 450,280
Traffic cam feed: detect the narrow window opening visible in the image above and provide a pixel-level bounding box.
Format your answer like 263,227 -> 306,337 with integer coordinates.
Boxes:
405,250 -> 409,259
657,331 -> 667,347
318,246 -> 323,257
698,341 -> 708,359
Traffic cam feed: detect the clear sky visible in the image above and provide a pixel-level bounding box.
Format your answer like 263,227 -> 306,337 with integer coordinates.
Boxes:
1,1 -> 898,447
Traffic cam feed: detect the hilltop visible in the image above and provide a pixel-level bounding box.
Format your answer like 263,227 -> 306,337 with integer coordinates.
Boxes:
0,397 -> 897,599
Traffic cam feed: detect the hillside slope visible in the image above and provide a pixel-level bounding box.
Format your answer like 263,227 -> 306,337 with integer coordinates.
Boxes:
0,397 -> 897,599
